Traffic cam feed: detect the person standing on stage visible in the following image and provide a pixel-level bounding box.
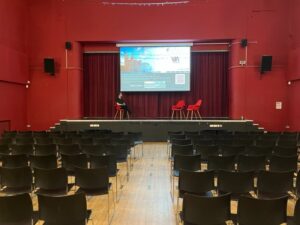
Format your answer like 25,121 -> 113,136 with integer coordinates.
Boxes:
115,92 -> 131,117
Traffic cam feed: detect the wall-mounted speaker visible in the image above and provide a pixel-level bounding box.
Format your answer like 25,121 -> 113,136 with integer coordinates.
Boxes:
65,41 -> 72,50
260,55 -> 272,74
240,39 -> 248,47
44,58 -> 55,75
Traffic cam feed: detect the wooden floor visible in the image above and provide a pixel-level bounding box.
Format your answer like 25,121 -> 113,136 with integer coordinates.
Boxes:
32,142 -> 296,225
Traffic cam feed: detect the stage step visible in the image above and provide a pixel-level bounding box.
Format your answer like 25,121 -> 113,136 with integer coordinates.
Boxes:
51,119 -> 264,141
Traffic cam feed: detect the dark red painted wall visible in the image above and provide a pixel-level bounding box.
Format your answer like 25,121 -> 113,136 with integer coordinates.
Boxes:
287,0 -> 300,130
0,0 -> 28,130
26,0 -> 291,131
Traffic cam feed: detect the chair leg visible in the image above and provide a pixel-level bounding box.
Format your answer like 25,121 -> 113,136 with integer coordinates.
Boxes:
197,110 -> 202,119
126,160 -> 129,181
186,111 -> 189,119
182,110 -> 186,119
115,175 -> 118,202
171,110 -> 174,119
191,111 -> 194,120
114,111 -> 118,119
107,193 -> 110,225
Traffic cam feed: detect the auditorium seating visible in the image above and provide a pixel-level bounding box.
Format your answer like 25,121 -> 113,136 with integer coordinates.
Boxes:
0,193 -> 33,225
0,129 -> 299,224
180,193 -> 231,225
37,192 -> 89,225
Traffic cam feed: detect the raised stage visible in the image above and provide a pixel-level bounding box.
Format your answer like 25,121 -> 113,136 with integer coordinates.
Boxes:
54,119 -> 262,141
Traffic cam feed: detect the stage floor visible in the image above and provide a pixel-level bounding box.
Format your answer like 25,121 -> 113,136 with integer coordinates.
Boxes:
56,119 -> 261,141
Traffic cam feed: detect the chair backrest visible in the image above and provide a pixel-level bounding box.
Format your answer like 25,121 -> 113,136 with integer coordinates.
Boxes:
192,139 -> 215,146
0,166 -> 32,190
37,192 -> 87,225
195,99 -> 202,107
0,193 -> 33,225
75,167 -> 109,191
34,144 -> 57,156
219,145 -> 245,156
61,153 -> 88,172
11,144 -> 34,155
58,144 -> 81,155
169,134 -> 186,141
257,170 -> 294,196
176,100 -> 185,108
171,138 -> 191,145
237,195 -> 288,225
55,137 -> 73,145
0,144 -> 10,154
35,137 -> 54,145
15,137 -> 34,145
269,155 -> 298,172
182,193 -> 231,225
277,139 -> 298,147
178,170 -> 215,197
30,154 -> 57,169
195,145 -> 219,161
244,145 -> 273,156
107,144 -> 128,161
171,144 -> 194,157
237,155 -> 266,172
273,146 -> 298,156
81,144 -> 107,155
217,170 -> 254,195
34,167 -> 68,192
173,154 -> 201,173
89,154 -> 117,176
207,155 -> 235,172
2,154 -> 28,168
255,139 -> 277,147
93,137 -> 111,145
0,137 -> 13,145
77,137 -> 93,145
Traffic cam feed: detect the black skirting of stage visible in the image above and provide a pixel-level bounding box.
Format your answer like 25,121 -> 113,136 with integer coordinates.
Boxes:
55,119 -> 261,141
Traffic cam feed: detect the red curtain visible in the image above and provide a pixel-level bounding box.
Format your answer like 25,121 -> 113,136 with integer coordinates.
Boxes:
83,52 -> 229,118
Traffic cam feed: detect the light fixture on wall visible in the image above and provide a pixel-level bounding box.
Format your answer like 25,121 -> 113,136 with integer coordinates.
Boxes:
101,0 -> 190,6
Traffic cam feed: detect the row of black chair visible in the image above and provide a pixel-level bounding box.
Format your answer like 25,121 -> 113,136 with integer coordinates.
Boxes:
0,135 -> 139,145
177,169 -> 299,200
0,192 -> 92,225
172,144 -> 299,159
179,193 -> 300,225
0,143 -> 131,157
172,154 -> 298,173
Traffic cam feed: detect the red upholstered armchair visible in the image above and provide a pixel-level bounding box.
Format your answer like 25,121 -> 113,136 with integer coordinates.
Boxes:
186,99 -> 202,119
171,100 -> 186,119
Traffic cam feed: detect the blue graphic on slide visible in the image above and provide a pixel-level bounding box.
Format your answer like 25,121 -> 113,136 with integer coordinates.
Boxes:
120,46 -> 191,92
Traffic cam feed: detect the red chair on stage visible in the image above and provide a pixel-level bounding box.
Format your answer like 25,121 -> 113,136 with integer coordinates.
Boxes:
186,99 -> 202,120
171,100 -> 186,119
114,104 -> 129,120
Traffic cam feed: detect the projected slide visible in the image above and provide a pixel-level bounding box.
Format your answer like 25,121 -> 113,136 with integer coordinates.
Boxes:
120,46 -> 191,92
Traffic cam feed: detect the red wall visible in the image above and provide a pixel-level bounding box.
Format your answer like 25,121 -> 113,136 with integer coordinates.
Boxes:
287,0 -> 300,130
0,0 -> 28,130
24,0 -> 294,130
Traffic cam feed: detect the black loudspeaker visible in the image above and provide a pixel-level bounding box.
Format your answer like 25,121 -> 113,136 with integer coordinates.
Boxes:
65,41 -> 72,50
260,55 -> 272,74
240,39 -> 248,47
44,58 -> 55,75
